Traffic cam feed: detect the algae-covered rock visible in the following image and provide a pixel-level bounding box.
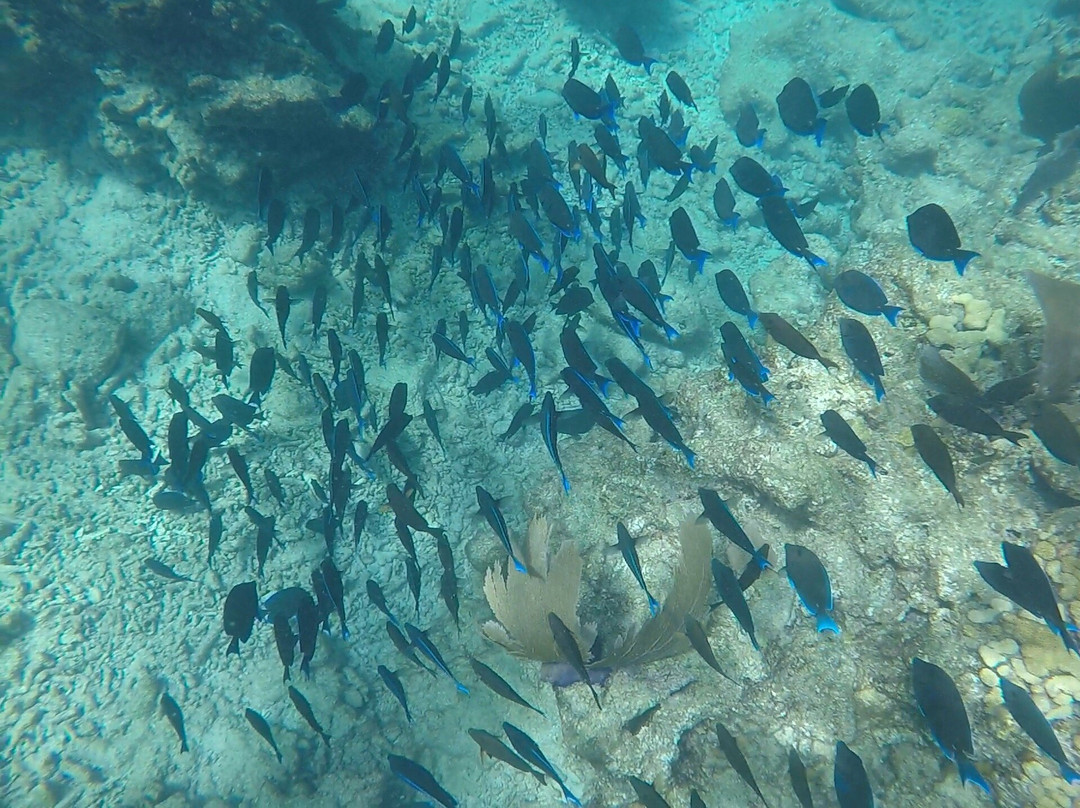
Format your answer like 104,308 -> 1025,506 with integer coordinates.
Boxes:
12,299 -> 123,387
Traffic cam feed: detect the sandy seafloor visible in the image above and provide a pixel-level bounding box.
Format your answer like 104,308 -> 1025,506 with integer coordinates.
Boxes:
2,0 -> 1080,805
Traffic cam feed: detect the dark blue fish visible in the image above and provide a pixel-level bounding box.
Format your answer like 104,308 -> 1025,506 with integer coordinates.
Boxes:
616,265 -> 678,339
405,623 -> 469,694
911,658 -> 991,795
432,325 -> 475,366
975,542 -> 1079,657
377,665 -> 412,721
504,318 -> 537,399
735,104 -> 765,148
439,142 -> 479,197
715,270 -> 757,328
698,488 -> 771,570
846,83 -> 886,138
785,543 -> 839,634
788,747 -> 813,808
223,581 -> 258,656
906,203 -> 979,275
561,367 -> 636,450
834,741 -> 873,808
839,318 -> 885,401
712,178 -> 740,230
541,392 -> 571,493
614,309 -> 652,369
340,366 -> 367,433
245,708 -> 282,764
366,578 -> 400,630
613,25 -> 657,74
538,183 -> 580,240
715,722 -> 769,807
833,270 -> 901,326
503,722 -> 582,806
777,77 -> 826,145
758,195 -> 825,269
476,485 -> 526,573
711,559 -> 760,650
606,358 -> 693,466
508,210 -> 550,273
615,522 -> 659,616
999,676 -> 1080,784
294,207 -> 320,262
561,78 -> 616,128
669,207 -> 710,275
287,685 -> 330,747
730,156 -> 786,198
720,321 -> 769,382
820,409 -> 878,478
388,754 -> 458,807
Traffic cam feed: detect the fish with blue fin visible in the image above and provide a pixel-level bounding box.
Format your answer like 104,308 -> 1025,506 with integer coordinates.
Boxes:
784,543 -> 839,634
614,522 -> 660,616
911,657 -> 992,795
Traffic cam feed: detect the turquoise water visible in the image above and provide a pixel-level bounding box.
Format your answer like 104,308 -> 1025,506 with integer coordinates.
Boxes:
2,0 -> 1080,806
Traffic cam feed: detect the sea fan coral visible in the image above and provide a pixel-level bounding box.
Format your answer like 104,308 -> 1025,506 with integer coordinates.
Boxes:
482,515 -> 596,663
1027,270 -> 1080,401
481,516 -> 712,675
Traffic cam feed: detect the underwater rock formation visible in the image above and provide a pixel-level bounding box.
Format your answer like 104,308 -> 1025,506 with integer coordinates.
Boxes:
6,0 -> 375,203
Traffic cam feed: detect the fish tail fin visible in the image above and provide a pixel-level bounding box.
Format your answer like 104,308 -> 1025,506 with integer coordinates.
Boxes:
562,785 -> 583,807
455,681 -> 470,695
683,448 -> 695,469
642,59 -> 656,76
746,310 -> 758,329
1061,762 -> 1080,785
816,614 -> 841,634
883,305 -> 903,326
1003,430 -> 1026,445
761,390 -> 776,407
593,374 -> 613,397
814,118 -> 826,146
957,756 -> 991,795
561,474 -> 571,494
804,250 -> 827,269
953,250 -> 979,276
819,356 -> 839,370
724,214 -> 740,231
867,458 -> 878,478
663,323 -> 680,340
512,557 -> 528,574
